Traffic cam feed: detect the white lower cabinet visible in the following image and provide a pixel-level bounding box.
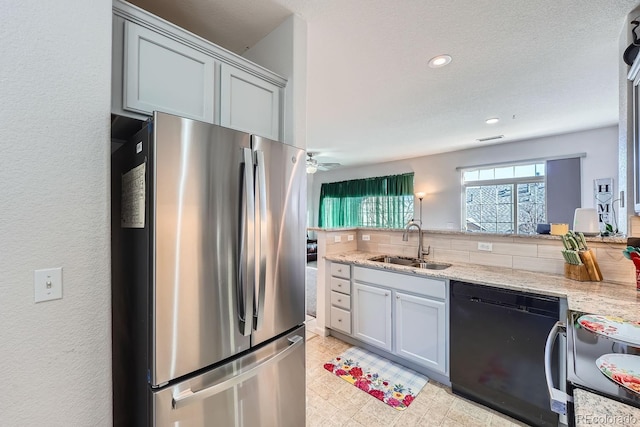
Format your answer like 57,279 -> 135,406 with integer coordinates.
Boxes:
351,266 -> 449,376
328,263 -> 352,334
395,292 -> 446,374
353,283 -> 392,351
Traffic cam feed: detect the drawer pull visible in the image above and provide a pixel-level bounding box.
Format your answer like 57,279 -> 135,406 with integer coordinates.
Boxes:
337,268 -> 342,272
338,284 -> 342,287
338,299 -> 342,302
338,319 -> 342,322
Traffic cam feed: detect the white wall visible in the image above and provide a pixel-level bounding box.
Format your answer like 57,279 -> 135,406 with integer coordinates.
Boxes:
243,14 -> 308,150
310,126 -> 619,230
0,1 -> 112,425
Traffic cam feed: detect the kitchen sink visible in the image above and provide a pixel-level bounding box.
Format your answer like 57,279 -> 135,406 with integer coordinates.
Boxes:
368,255 -> 451,270
415,262 -> 451,270
368,255 -> 418,266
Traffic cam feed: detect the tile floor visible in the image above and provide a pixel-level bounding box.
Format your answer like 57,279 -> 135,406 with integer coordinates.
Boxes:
305,330 -> 528,427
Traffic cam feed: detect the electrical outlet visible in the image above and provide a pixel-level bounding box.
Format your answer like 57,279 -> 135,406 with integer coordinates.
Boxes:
362,234 -> 371,241
347,235 -> 354,241
334,235 -> 341,243
477,242 -> 493,251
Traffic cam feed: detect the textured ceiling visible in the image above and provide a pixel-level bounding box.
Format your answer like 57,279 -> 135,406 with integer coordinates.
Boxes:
128,0 -> 639,167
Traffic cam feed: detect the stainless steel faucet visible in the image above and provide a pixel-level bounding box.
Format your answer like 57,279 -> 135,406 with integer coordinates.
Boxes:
402,220 -> 430,258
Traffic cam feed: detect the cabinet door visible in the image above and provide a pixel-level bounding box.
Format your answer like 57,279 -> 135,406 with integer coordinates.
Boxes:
353,282 -> 392,351
394,292 -> 446,374
220,63 -> 281,140
123,21 -> 215,123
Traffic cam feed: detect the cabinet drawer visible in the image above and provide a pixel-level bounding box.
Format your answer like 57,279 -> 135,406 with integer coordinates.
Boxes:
330,291 -> 351,310
330,277 -> 350,295
330,263 -> 350,279
330,306 -> 351,334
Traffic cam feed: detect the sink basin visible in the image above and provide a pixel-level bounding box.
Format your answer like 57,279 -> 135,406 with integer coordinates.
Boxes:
368,255 -> 417,266
368,255 -> 451,270
414,262 -> 451,270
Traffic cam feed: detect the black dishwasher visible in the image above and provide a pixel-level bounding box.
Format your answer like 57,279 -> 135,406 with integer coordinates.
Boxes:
450,281 -> 560,427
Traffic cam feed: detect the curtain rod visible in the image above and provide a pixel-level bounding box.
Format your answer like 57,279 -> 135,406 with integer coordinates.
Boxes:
455,152 -> 587,171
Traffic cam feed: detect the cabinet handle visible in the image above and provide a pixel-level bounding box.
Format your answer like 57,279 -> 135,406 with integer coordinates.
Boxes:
338,284 -> 342,287
385,292 -> 389,296
338,299 -> 342,302
396,295 -> 400,299
338,319 -> 342,322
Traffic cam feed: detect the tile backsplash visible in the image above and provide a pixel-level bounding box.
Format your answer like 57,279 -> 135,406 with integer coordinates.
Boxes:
344,229 -> 635,285
629,214 -> 640,237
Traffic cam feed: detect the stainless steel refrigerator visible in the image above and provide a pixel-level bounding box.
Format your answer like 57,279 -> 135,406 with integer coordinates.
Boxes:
111,112 -> 306,426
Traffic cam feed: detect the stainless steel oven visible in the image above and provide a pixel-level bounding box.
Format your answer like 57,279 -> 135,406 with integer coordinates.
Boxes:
545,311 -> 640,426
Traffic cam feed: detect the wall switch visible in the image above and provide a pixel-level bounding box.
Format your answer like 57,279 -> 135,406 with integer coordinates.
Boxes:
334,235 -> 341,243
347,235 -> 354,241
362,234 -> 371,241
477,242 -> 493,251
34,267 -> 63,303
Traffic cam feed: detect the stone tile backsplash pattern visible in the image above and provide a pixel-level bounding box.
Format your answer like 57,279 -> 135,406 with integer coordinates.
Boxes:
322,229 -> 634,285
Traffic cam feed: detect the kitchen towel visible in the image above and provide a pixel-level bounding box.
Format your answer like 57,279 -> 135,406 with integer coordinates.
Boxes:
323,346 -> 428,411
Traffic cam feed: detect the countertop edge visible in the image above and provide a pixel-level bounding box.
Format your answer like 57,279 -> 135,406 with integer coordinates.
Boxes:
324,251 -> 640,320
308,227 -> 627,244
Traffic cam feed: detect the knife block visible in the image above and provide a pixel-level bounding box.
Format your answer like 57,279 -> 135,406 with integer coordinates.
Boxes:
564,263 -> 591,281
563,249 -> 603,282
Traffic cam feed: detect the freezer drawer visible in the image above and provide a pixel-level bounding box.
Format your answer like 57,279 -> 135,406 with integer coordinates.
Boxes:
152,326 -> 306,426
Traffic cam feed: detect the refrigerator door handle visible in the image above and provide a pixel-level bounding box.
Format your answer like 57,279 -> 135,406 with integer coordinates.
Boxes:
238,147 -> 255,337
171,335 -> 304,410
254,149 -> 267,330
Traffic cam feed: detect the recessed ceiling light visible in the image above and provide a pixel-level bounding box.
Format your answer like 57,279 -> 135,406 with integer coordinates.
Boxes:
428,54 -> 452,68
485,118 -> 500,124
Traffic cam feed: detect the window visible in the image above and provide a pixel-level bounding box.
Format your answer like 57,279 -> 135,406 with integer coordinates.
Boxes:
319,173 -> 414,228
463,163 -> 546,234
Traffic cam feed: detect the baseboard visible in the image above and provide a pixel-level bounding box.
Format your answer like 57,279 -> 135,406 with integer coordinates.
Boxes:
304,318 -> 328,336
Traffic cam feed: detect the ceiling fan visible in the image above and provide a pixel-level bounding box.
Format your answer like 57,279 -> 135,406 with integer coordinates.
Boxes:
306,152 -> 340,174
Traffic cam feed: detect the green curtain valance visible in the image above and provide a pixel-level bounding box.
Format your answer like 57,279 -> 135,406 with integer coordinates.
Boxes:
318,173 -> 414,228
319,173 -> 414,199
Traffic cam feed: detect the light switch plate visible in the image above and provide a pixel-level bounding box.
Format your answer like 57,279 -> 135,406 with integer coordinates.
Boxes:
334,235 -> 341,243
348,235 -> 354,241
34,267 -> 63,303
362,235 -> 371,241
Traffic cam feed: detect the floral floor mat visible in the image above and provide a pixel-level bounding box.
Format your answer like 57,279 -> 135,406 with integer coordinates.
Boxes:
323,346 -> 428,411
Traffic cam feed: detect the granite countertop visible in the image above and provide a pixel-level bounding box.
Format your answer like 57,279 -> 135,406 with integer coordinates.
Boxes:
325,251 -> 640,321
574,389 -> 640,426
326,250 -> 640,418
325,250 -> 640,418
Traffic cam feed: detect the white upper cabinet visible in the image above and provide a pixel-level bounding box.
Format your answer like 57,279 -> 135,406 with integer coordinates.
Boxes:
220,64 -> 281,140
123,22 -> 215,123
111,0 -> 286,139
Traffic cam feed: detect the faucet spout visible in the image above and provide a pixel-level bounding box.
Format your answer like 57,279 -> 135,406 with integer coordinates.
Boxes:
404,220 -> 428,258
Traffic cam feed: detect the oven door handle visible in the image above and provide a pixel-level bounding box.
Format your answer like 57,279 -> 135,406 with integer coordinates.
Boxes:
544,320 -> 571,416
